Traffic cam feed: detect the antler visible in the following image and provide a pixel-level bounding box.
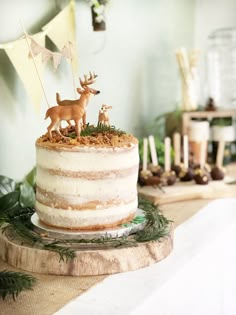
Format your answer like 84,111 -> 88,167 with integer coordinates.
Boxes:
80,71 -> 98,87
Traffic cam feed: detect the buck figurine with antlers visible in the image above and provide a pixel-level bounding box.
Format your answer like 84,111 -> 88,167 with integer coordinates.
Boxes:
45,72 -> 100,139
98,104 -> 112,126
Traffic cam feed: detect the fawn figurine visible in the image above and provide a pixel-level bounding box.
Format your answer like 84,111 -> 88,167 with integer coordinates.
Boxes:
98,104 -> 112,126
45,72 -> 100,139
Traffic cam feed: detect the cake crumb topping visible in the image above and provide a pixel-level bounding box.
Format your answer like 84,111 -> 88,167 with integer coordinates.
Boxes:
36,125 -> 138,148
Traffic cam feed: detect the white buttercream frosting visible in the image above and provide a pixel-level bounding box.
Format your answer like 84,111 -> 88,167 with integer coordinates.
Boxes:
35,143 -> 139,229
36,199 -> 137,228
36,168 -> 137,201
36,145 -> 139,172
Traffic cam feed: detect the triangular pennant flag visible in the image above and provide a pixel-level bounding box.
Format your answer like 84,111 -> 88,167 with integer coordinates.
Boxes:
30,37 -> 45,57
5,33 -> 46,112
52,52 -> 63,70
28,35 -> 63,69
42,0 -> 78,72
29,36 -> 53,64
41,50 -> 52,64
62,42 -> 73,60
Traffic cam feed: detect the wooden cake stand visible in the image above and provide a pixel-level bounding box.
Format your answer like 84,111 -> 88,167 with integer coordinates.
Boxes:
0,212 -> 174,276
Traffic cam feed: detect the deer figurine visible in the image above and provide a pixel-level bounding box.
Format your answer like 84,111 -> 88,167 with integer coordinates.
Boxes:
56,72 -> 99,127
98,104 -> 112,126
45,72 -> 100,139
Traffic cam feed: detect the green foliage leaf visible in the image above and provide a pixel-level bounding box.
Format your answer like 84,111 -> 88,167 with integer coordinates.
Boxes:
211,117 -> 233,127
0,270 -> 37,300
0,169 -> 171,263
25,167 -> 36,188
0,191 -> 20,212
0,198 -> 171,262
0,175 -> 16,197
44,243 -> 76,262
19,181 -> 35,208
135,197 -> 172,242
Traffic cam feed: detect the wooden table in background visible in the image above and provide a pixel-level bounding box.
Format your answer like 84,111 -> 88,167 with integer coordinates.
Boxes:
138,164 -> 236,207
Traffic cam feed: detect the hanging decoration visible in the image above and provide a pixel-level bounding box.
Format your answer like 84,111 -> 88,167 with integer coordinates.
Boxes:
4,33 -> 46,112
29,37 -> 74,71
29,37 -> 62,69
0,0 -> 78,111
42,0 -> 78,73
87,0 -> 109,31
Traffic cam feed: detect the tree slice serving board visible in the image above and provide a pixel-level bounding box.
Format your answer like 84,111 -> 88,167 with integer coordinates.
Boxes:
0,228 -> 173,276
138,179 -> 236,205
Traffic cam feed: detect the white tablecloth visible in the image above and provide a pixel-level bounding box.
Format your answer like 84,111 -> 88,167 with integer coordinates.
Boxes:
55,198 -> 236,315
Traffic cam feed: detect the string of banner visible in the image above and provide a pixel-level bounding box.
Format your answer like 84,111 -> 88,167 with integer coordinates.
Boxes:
0,1 -> 78,111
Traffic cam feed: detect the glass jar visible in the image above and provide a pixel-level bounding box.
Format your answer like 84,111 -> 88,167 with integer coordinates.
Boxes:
206,28 -> 236,108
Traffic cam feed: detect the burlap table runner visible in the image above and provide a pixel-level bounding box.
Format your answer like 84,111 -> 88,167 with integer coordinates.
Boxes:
0,198 -> 214,314
0,261 -> 106,315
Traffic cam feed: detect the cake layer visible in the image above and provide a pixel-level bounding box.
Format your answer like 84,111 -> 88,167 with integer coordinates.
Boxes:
36,145 -> 139,172
35,140 -> 139,229
35,199 -> 137,229
36,167 -> 137,200
36,187 -> 136,210
36,165 -> 138,180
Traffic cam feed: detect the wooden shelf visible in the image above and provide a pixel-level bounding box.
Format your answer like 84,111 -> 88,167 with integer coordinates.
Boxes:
182,110 -> 236,134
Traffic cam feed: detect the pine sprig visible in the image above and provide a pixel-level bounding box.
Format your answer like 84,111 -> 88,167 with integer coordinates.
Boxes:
0,203 -> 76,262
135,223 -> 171,243
44,242 -> 76,262
1,199 -> 171,261
0,172 -> 171,262
49,235 -> 137,250
5,221 -> 42,245
136,197 -> 172,242
0,270 -> 37,300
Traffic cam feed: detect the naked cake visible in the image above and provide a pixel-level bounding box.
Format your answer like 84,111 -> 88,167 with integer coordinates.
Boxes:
35,72 -> 139,230
35,127 -> 139,230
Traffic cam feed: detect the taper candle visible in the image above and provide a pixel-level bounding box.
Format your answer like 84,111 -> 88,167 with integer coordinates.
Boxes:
173,132 -> 181,165
200,140 -> 207,169
148,135 -> 158,166
183,135 -> 189,169
143,138 -> 148,171
164,137 -> 171,172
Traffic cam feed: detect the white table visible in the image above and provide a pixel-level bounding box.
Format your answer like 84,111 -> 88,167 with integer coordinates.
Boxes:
55,198 -> 236,315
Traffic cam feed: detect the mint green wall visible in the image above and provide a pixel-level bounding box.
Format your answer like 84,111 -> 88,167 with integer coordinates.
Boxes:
0,0 -> 198,179
76,0 -> 195,136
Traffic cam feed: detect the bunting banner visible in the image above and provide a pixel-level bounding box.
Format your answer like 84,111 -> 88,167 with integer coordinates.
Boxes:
0,0 -> 77,112
5,33 -> 46,112
42,0 -> 78,72
29,36 -> 62,70
29,36 -> 74,70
